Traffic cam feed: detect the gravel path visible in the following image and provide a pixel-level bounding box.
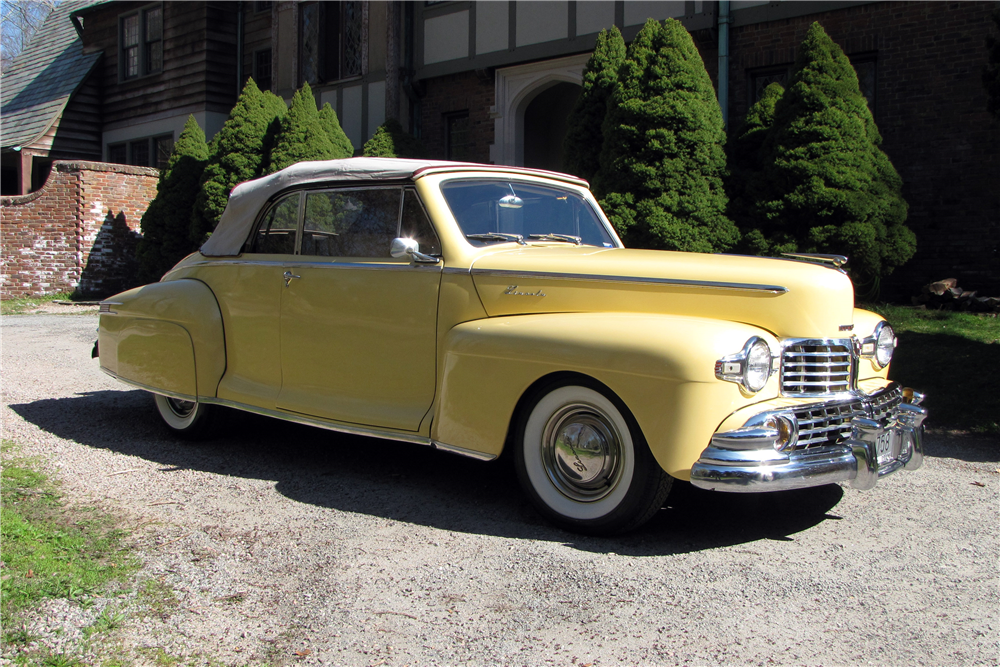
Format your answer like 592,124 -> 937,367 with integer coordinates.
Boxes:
2,313 -> 998,666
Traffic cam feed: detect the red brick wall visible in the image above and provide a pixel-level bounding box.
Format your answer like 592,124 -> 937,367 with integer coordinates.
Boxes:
419,71 -> 496,163
1,161 -> 159,299
721,1 -> 1000,297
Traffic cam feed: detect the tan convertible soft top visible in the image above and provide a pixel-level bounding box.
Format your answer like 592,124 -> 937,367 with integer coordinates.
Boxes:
199,157 -> 589,257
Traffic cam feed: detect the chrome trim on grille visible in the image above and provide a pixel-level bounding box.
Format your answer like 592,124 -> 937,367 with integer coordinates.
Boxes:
790,384 -> 903,450
471,269 -> 788,294
780,338 -> 858,397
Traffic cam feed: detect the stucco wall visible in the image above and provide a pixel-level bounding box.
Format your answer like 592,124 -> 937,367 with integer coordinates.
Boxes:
1,161 -> 159,299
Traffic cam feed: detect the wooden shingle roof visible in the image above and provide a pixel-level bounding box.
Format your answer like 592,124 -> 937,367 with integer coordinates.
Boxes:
0,0 -> 101,151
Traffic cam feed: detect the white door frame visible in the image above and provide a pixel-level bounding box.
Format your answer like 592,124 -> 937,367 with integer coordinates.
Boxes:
489,53 -> 590,166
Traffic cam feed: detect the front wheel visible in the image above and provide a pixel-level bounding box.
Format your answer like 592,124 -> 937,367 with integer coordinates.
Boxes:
153,393 -> 215,439
514,381 -> 672,535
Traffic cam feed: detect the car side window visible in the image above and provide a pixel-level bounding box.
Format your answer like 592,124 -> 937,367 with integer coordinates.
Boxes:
400,188 -> 441,256
301,188 -> 401,258
250,193 -> 299,254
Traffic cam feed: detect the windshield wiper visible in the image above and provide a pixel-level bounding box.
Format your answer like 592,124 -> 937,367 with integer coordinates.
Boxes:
466,233 -> 526,245
528,233 -> 582,245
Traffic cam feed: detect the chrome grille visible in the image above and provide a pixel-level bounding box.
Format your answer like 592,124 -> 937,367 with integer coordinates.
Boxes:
791,384 -> 903,450
781,340 -> 855,395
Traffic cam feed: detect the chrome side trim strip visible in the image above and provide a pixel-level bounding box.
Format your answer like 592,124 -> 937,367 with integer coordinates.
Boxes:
99,368 -> 198,402
470,269 -> 788,294
187,259 -> 441,272
442,266 -> 471,275
431,441 -> 498,461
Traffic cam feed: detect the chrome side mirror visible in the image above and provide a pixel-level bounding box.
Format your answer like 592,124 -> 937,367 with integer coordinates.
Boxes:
390,237 -> 440,264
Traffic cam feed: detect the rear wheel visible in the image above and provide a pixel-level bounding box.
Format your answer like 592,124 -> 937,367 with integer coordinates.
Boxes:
514,380 -> 672,535
153,393 -> 215,439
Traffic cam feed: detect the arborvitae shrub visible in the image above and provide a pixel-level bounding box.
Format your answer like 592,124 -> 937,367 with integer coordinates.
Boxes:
190,78 -> 287,243
319,103 -> 356,158
136,116 -> 208,283
595,18 -> 738,253
756,22 -> 915,284
267,83 -> 339,174
726,82 -> 793,255
362,118 -> 426,158
562,26 -> 626,182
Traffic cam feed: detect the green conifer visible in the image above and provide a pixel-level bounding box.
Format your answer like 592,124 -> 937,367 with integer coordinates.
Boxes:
562,26 -> 626,182
726,82 -> 793,255
362,118 -> 426,158
595,19 -> 738,253
319,103 -> 356,158
756,22 -> 915,283
267,83 -> 339,173
137,116 -> 209,283
190,78 -> 287,243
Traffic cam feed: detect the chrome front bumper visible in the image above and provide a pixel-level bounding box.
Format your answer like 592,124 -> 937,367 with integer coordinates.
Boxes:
690,388 -> 927,493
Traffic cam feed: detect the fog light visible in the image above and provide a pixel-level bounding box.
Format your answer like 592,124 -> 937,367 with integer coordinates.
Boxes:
766,414 -> 798,451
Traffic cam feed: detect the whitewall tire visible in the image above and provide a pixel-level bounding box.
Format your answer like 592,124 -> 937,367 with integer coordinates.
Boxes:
153,393 -> 215,439
514,380 -> 672,535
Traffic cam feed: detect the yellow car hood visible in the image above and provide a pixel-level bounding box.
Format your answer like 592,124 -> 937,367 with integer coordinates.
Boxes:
468,246 -> 856,339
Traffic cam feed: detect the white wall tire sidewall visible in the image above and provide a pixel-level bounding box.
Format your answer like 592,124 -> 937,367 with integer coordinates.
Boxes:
522,386 -> 636,522
154,393 -> 202,432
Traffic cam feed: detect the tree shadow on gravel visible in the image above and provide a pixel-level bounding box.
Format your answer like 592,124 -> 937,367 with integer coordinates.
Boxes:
12,389 -> 866,556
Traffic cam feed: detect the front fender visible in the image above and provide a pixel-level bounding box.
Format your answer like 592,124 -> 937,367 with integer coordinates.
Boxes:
98,280 -> 226,399
431,312 -> 780,478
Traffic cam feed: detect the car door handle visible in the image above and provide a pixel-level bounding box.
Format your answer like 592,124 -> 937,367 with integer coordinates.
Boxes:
283,271 -> 301,287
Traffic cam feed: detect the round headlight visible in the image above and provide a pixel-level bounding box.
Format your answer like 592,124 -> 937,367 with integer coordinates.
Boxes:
875,323 -> 896,368
744,339 -> 772,392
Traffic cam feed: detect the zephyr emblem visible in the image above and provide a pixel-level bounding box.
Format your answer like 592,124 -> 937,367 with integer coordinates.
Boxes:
504,285 -> 546,297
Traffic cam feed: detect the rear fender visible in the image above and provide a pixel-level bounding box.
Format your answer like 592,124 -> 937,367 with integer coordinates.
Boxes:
99,280 -> 226,399
431,312 -> 779,478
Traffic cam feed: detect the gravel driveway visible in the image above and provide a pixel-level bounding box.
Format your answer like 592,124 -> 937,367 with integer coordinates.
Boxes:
2,312 -> 998,666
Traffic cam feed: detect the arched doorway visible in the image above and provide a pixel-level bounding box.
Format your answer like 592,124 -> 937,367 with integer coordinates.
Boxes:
522,82 -> 581,172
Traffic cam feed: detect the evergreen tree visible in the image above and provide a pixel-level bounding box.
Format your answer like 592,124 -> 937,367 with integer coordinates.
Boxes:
726,82 -> 794,255
562,26 -> 626,181
190,78 -> 287,243
755,22 -> 915,283
362,118 -> 426,158
984,9 -> 1000,120
267,83 -> 339,173
136,116 -> 208,283
595,19 -> 737,253
319,103 -> 356,158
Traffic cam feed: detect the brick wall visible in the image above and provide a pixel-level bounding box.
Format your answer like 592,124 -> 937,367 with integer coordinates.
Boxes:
720,1 -> 1000,297
419,71 -> 496,163
1,161 -> 159,299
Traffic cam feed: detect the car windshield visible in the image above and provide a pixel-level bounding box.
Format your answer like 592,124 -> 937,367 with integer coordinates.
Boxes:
440,179 -> 618,248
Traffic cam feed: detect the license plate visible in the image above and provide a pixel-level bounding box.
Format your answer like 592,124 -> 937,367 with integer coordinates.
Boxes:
875,429 -> 897,465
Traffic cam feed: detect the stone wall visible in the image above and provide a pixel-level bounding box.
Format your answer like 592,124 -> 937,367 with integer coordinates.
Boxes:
1,161 -> 159,299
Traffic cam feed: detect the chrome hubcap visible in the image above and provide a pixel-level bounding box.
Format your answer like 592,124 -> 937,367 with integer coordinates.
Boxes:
165,398 -> 196,419
541,403 -> 623,502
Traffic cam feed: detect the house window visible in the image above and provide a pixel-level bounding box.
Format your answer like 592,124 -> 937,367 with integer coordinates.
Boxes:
446,112 -> 471,161
254,1 -> 272,13
120,4 -> 163,80
108,134 -> 173,169
852,54 -> 877,115
254,48 -> 272,91
748,66 -> 790,106
299,1 -> 364,85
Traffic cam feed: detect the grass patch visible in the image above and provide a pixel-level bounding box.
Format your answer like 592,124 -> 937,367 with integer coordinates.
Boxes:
139,577 -> 180,620
0,292 -> 76,316
0,441 -> 139,640
866,305 -> 1000,434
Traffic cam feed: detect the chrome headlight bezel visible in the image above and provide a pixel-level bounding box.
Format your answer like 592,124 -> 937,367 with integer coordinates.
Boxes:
860,321 -> 896,369
715,337 -> 775,393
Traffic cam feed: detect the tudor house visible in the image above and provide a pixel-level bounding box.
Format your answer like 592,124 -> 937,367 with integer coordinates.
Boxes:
2,1 -> 997,296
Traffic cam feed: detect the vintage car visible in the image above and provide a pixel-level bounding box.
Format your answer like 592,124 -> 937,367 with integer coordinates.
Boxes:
96,157 -> 927,534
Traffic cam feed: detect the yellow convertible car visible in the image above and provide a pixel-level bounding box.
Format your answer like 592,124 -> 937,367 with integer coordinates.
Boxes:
96,158 -> 927,534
